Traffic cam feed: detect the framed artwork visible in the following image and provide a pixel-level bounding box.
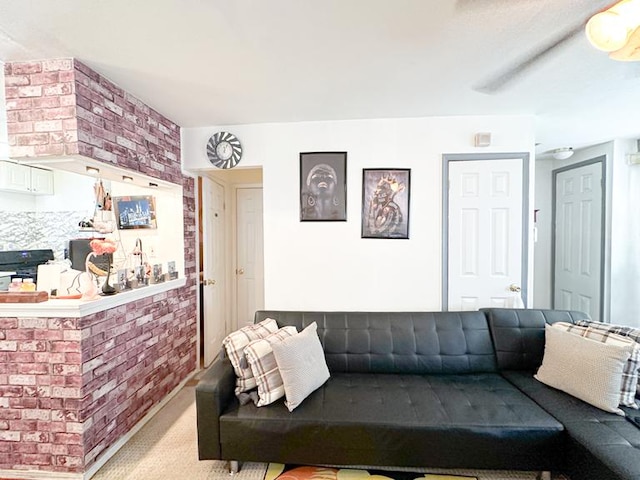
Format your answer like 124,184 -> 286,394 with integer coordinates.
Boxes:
300,152 -> 347,221
361,168 -> 411,239
113,195 -> 157,230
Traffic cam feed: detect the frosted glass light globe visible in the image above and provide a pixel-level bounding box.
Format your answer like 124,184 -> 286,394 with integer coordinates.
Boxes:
586,11 -> 631,52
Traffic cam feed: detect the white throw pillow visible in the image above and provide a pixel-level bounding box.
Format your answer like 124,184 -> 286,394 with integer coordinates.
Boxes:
272,322 -> 330,412
222,318 -> 279,396
535,324 -> 633,415
244,326 -> 298,406
553,322 -> 640,408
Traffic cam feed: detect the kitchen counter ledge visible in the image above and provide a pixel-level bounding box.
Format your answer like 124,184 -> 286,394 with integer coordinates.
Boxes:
0,277 -> 187,318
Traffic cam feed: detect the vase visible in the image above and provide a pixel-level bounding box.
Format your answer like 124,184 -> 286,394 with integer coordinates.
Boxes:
102,253 -> 116,295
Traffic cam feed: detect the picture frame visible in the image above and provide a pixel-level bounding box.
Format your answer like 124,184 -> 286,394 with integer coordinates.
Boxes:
361,168 -> 411,239
113,195 -> 157,230
300,152 -> 347,221
167,260 -> 178,280
152,264 -> 164,284
116,268 -> 129,291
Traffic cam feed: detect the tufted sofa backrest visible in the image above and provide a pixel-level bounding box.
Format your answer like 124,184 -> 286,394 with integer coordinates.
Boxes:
481,308 -> 591,371
254,310 -> 497,374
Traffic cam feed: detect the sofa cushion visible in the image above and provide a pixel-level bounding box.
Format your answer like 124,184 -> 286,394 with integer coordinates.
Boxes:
244,326 -> 298,406
482,308 -> 591,371
535,325 -> 632,415
219,372 -> 564,470
254,311 -> 497,374
504,370 -> 640,480
272,322 -> 330,411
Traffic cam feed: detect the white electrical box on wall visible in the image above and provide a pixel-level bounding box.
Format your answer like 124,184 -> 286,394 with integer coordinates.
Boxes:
627,153 -> 640,165
474,132 -> 491,147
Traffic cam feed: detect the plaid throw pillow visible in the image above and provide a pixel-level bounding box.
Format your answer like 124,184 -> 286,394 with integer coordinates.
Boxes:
244,326 -> 298,406
575,320 -> 640,343
554,322 -> 640,408
222,318 -> 279,396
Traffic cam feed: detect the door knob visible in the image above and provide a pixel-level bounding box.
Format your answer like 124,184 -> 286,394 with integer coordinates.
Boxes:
236,268 -> 245,275
204,279 -> 216,286
509,284 -> 521,292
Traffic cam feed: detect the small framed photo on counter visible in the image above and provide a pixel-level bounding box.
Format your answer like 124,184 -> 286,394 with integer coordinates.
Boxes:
167,261 -> 178,280
135,265 -> 147,287
117,269 -> 129,292
152,264 -> 164,284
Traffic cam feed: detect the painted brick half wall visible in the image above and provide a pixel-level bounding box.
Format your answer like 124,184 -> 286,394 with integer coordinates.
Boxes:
1,58 -> 197,475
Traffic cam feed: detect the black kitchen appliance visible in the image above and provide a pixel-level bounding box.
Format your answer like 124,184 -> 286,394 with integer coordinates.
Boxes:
0,249 -> 55,282
68,239 -> 110,273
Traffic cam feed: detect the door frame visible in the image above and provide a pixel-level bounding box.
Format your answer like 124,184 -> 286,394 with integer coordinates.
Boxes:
442,152 -> 531,311
551,156 -> 606,321
231,183 -> 264,332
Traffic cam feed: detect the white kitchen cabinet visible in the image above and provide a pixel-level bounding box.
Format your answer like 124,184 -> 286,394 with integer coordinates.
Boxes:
0,161 -> 54,195
30,167 -> 54,195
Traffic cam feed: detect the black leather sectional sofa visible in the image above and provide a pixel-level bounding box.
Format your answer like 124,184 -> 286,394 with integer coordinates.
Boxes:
196,308 -> 640,480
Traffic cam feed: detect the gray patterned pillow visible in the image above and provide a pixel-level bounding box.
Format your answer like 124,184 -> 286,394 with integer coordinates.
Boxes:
222,318 -> 279,396
244,326 -> 298,406
272,322 -> 330,412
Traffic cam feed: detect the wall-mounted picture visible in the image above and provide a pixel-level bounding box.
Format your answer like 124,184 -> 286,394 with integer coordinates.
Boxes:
361,168 -> 411,239
300,152 -> 347,221
113,195 -> 157,230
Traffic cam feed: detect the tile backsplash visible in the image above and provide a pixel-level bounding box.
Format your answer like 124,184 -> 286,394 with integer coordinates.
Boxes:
0,210 -> 92,259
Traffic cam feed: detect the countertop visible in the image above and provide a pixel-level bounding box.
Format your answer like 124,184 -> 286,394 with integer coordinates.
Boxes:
0,277 -> 187,318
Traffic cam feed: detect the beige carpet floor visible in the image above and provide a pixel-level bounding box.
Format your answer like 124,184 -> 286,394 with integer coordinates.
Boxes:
91,385 -> 568,480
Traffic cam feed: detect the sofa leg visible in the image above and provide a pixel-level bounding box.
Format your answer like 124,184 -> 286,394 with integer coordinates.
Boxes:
228,461 -> 239,475
536,472 -> 551,480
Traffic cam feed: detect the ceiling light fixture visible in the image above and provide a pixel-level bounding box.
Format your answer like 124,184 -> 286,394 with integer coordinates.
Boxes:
122,175 -> 134,183
586,0 -> 640,60
551,147 -> 575,160
85,166 -> 100,175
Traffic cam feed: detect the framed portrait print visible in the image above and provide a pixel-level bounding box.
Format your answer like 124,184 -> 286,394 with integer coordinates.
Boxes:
300,152 -> 347,221
361,168 -> 411,239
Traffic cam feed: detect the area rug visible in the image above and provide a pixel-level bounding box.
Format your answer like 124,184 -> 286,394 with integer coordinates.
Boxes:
264,464 -> 571,480
265,464 -> 477,480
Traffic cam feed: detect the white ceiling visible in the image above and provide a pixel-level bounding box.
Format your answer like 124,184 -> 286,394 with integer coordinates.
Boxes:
1,0 -> 639,155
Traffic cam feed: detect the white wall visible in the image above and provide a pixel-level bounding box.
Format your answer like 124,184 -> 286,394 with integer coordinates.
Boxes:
183,115 -> 535,311
610,139 -> 640,324
34,169 -> 95,213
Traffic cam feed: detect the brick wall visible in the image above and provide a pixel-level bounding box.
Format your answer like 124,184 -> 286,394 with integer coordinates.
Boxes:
1,58 -> 197,475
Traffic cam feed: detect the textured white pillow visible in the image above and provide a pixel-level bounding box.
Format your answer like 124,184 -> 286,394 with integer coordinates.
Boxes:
535,324 -> 632,415
553,322 -> 640,408
244,326 -> 298,406
222,318 -> 279,396
272,322 -> 330,412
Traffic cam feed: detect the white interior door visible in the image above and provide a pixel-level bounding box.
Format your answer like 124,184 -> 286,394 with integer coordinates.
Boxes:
448,158 -> 524,311
235,188 -> 264,330
554,162 -> 602,321
202,177 -> 226,366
